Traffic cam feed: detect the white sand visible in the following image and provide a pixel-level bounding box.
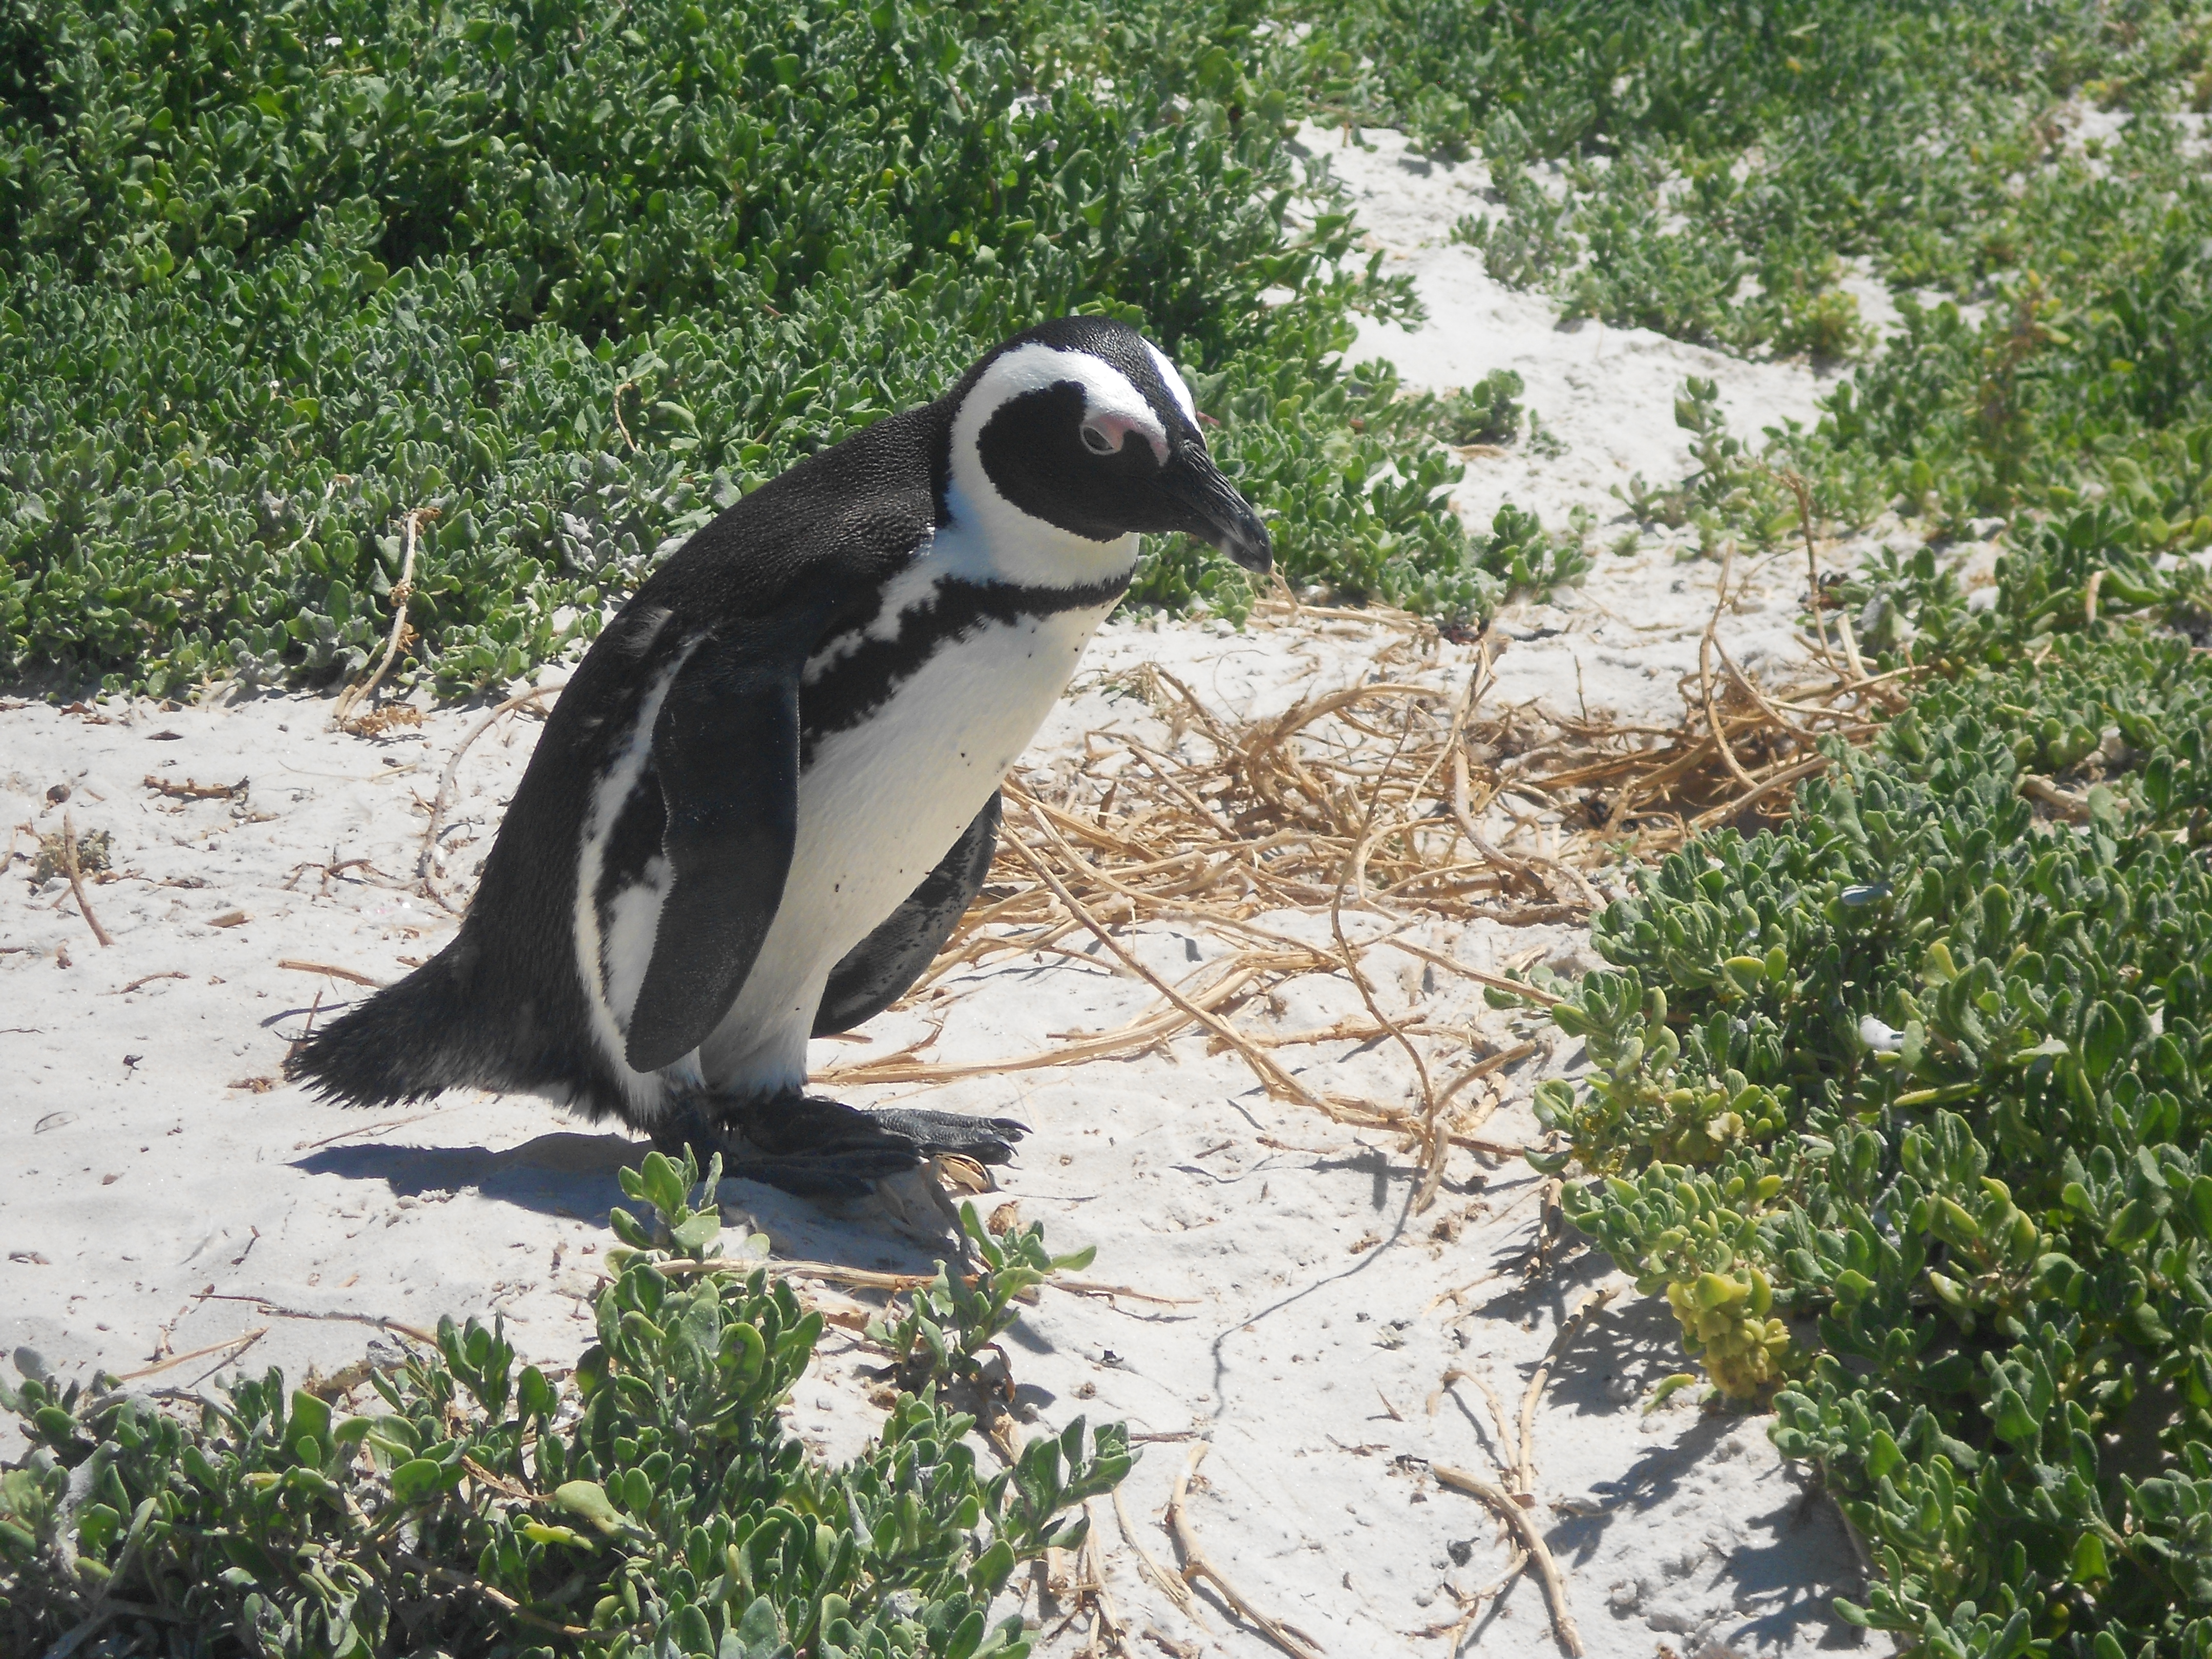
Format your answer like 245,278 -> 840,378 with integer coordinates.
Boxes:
0,127 -> 1878,1657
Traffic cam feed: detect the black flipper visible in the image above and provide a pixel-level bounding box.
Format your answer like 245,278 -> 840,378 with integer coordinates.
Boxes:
812,790 -> 1003,1037
625,628 -> 804,1073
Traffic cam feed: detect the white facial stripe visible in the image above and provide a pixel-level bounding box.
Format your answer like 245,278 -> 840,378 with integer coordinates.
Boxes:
945,342 -> 1153,590
959,342 -> 1166,459
1143,340 -> 1199,429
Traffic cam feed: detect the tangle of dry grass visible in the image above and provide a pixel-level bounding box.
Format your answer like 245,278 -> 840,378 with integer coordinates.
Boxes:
818,595 -> 1902,1169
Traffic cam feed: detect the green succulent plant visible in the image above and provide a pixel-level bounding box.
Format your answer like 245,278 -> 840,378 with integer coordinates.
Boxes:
0,1146 -> 1128,1656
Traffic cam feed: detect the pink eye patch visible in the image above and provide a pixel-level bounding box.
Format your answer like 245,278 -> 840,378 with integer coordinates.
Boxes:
1079,407 -> 1167,464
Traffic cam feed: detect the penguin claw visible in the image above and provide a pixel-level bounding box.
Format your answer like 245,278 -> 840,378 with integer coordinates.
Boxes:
863,1107 -> 1028,1166
652,1094 -> 1025,1201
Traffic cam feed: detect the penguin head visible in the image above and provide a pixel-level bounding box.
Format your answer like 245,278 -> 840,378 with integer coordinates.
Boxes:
944,317 -> 1273,586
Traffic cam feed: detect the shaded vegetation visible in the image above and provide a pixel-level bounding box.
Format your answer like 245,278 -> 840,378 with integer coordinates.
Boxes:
0,1149 -> 1120,1656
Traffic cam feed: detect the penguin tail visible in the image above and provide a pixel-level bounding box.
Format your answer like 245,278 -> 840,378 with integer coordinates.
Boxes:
284,946 -> 499,1108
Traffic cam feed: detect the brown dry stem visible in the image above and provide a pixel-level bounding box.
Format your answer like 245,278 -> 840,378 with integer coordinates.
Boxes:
1166,1443 -> 1326,1659
1776,469 -> 1839,674
59,811 -> 113,948
1004,820 -> 1325,1110
1431,1464 -> 1584,1657
1072,1500 -> 1134,1657
1698,544 -> 1761,794
112,1327 -> 271,1383
768,606 -> 1883,1170
419,683 -> 563,910
143,774 -> 247,802
335,506 -> 437,731
1423,1285 -> 1618,1656
1113,1485 -> 1208,1627
278,958 -> 386,989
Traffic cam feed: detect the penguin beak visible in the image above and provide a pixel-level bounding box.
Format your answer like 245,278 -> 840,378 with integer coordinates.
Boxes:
1160,444 -> 1273,574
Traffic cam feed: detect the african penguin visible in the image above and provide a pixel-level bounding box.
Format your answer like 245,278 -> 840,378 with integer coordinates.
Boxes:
287,316 -> 1272,1197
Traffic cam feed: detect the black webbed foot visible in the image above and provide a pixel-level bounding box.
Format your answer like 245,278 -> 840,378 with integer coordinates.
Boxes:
650,1094 -> 1027,1200
861,1106 -> 1027,1166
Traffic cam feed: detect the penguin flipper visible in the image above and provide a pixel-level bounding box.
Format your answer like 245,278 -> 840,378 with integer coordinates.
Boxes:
625,628 -> 803,1073
812,789 -> 1002,1036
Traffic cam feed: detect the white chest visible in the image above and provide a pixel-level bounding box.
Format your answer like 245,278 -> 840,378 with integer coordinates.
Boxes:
689,584 -> 1120,1093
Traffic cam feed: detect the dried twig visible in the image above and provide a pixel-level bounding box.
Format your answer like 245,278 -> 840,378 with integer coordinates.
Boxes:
1075,1500 -> 1133,1656
1330,884 -> 1438,1204
143,774 -> 247,801
1449,748 -> 1543,896
420,683 -> 563,909
652,1250 -> 1187,1307
1834,608 -> 1868,683
1687,753 -> 1830,828
1113,1485 -> 1208,1625
1411,1540 -> 1532,1645
2021,774 -> 2094,823
110,970 -> 188,995
1166,1443 -> 1325,1659
1423,1269 -> 1504,1316
1515,1285 -> 1620,1495
818,962 -> 1267,1087
1431,1465 -> 1583,1656
284,987 -> 324,1068
1711,632 -> 1816,740
278,958 -> 386,989
1778,468 -> 1839,673
1055,1277 -> 1198,1307
1006,818 -> 1326,1110
653,1256 -> 936,1292
1697,544 -> 1761,794
1424,1286 -> 1619,1654
194,1294 -> 439,1347
611,379 -> 641,453
335,506 -> 437,730
111,1327 -> 271,1383
293,1111 -> 447,1151
59,812 -> 113,948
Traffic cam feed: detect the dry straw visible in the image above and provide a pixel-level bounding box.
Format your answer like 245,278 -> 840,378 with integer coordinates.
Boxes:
813,592 -> 1894,1187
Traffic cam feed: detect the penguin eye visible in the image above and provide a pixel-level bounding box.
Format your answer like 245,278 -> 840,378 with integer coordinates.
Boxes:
1079,423 -> 1119,456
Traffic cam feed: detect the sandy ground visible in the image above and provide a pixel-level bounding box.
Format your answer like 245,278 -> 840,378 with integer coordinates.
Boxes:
0,129 -> 1885,1658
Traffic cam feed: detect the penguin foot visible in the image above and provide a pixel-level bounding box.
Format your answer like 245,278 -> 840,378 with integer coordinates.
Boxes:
862,1106 -> 1028,1166
651,1095 -> 1026,1200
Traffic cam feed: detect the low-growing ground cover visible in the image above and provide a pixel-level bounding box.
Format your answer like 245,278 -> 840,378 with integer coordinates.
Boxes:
0,0 -> 1589,697
1304,0 -> 2212,560
1269,2 -> 2212,1650
1518,550 -> 2212,1656
9,0 -> 2209,696
0,1148 -> 1121,1656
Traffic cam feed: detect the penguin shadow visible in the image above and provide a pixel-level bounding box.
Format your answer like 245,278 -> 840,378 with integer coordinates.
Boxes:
294,1131 -> 645,1218
291,1132 -> 972,1275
